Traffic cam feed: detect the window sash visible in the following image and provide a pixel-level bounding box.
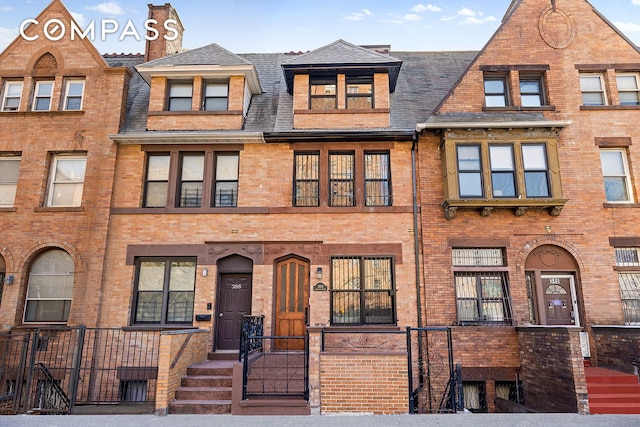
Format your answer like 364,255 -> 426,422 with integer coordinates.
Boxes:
617,74 -> 640,106
329,152 -> 355,207
615,248 -> 640,267
63,80 -> 85,111
178,154 -> 204,207
33,81 -> 54,111
134,259 -> 196,325
2,82 -> 23,111
203,82 -> 228,111
580,74 -> 606,106
619,272 -> 640,325
455,271 -> 512,325
489,145 -> 516,198
144,154 -> 170,208
484,77 -> 508,107
330,256 -> 395,325
310,78 -> 337,110
294,152 -> 320,207
47,156 -> 87,207
24,249 -> 74,324
365,152 -> 391,206
457,145 -> 483,198
600,149 -> 633,202
168,82 -> 193,111
214,153 -> 239,207
346,77 -> 373,109
522,144 -> 550,197
519,77 -> 544,107
0,157 -> 20,207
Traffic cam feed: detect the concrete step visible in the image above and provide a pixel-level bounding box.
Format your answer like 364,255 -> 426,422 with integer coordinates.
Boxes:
187,365 -> 233,377
589,393 -> 640,404
589,402 -> 640,415
181,375 -> 233,388
174,386 -> 232,401
207,351 -> 239,361
587,383 -> 640,394
168,399 -> 231,414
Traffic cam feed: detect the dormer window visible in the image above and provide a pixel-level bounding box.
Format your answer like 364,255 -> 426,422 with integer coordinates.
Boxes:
310,77 -> 336,110
167,81 -> 193,111
203,81 -> 228,111
346,76 -> 373,109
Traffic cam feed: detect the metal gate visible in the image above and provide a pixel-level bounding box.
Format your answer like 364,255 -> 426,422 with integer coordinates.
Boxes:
408,327 -> 461,414
0,326 -> 161,415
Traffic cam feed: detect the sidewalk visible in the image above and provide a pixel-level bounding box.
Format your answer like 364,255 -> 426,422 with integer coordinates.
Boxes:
2,414 -> 640,427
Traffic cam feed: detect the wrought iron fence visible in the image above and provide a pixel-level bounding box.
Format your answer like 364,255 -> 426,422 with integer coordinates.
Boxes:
239,315 -> 264,362
241,334 -> 308,400
0,333 -> 30,415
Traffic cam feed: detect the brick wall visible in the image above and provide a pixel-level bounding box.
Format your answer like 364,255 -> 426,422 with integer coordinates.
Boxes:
319,352 -> 409,414
155,329 -> 209,415
592,326 -> 640,374
517,327 -> 588,413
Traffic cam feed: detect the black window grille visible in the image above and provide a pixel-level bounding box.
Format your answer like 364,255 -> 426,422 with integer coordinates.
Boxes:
119,380 -> 148,402
330,256 -> 395,326
495,381 -> 524,405
294,152 -> 320,207
329,152 -> 355,207
178,153 -> 204,207
214,153 -> 239,207
455,271 -> 513,325
365,152 -> 391,206
462,381 -> 487,413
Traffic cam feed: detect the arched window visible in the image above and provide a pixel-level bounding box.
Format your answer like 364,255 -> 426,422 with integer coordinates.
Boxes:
24,249 -> 74,323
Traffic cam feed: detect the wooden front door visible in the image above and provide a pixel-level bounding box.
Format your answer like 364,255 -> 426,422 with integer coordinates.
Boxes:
216,273 -> 252,350
275,258 -> 309,350
542,276 -> 575,325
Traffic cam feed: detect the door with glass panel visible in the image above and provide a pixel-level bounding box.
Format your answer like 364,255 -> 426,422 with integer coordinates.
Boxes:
275,257 -> 309,350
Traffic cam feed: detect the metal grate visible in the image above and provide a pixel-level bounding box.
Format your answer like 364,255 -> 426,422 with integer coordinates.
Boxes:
294,152 -> 319,207
462,382 -> 487,413
331,256 -> 395,325
616,248 -> 640,267
452,248 -> 505,266
365,152 -> 391,206
619,272 -> 640,325
329,153 -> 355,207
496,380 -> 524,405
455,271 -> 512,325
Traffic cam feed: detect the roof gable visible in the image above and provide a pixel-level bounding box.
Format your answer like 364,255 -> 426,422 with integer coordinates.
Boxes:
140,43 -> 253,67
282,39 -> 403,94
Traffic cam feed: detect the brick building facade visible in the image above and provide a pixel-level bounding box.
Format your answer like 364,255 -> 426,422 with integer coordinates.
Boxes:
0,0 -> 639,416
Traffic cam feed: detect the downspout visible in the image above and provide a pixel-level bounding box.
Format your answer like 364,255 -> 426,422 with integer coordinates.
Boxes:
411,132 -> 423,328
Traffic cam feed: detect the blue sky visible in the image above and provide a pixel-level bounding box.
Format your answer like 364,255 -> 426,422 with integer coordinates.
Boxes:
0,1 -> 639,54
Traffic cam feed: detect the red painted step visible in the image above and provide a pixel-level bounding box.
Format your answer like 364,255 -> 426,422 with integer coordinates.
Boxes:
586,367 -> 640,414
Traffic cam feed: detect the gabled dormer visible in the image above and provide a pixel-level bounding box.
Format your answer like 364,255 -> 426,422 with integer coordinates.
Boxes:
282,40 -> 402,129
136,43 -> 263,131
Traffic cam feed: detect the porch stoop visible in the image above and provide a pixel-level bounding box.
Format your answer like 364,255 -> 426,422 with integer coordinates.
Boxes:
168,352 -> 237,414
585,367 -> 640,414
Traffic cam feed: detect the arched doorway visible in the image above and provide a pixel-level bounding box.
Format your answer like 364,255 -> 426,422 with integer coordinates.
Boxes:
215,255 -> 253,351
274,256 -> 310,350
525,245 -> 582,326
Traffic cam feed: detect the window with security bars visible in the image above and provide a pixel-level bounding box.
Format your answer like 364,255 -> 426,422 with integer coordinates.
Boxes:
331,256 -> 395,326
365,152 -> 391,206
294,152 -> 319,206
178,153 -> 204,207
615,248 -> 640,325
214,153 -> 239,207
329,153 -> 355,207
133,258 -> 195,325
119,380 -> 148,402
495,381 -> 524,405
453,248 -> 512,325
462,382 -> 487,413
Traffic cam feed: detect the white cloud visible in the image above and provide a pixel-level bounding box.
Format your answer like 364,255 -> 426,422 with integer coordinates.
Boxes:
412,4 -> 443,13
633,0 -> 640,5
86,2 -> 124,15
70,12 -> 86,27
460,15 -> 497,25
458,7 -> 476,17
344,9 -> 373,21
614,21 -> 640,32
404,14 -> 422,22
1,6 -> 14,12
441,15 -> 457,22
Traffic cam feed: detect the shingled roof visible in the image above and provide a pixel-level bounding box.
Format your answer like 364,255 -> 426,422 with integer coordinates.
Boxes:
114,44 -> 478,136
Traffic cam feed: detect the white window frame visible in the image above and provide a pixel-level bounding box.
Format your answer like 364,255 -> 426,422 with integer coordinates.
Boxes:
46,155 -> 87,207
580,73 -> 607,106
616,72 -> 640,106
63,79 -> 85,111
0,156 -> 21,208
600,148 -> 634,203
2,81 -> 23,112
33,81 -> 54,111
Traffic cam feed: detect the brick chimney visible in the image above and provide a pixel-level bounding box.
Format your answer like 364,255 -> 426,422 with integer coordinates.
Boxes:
144,3 -> 184,62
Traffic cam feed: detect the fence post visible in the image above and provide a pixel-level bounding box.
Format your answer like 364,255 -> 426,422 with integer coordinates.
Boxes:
67,325 -> 86,412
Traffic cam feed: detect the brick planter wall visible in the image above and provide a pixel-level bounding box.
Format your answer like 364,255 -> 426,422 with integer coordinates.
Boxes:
517,326 -> 588,414
592,326 -> 640,374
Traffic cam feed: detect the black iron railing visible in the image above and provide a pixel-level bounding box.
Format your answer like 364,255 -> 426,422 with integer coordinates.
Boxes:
239,315 -> 264,362
241,335 -> 309,400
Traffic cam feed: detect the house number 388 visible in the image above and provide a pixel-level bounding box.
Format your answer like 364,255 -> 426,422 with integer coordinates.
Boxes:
231,284 -> 242,290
